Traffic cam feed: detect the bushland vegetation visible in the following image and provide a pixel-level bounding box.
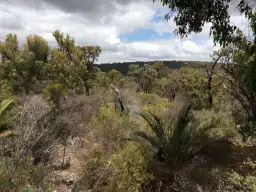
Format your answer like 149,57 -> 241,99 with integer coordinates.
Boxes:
1,1 -> 256,191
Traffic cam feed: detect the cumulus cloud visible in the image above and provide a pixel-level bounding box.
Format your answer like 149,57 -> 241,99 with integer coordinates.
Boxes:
0,0 -> 252,63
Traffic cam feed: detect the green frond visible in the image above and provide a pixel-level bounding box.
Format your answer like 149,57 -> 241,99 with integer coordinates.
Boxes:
137,112 -> 167,145
0,98 -> 13,116
170,104 -> 192,157
134,131 -> 160,150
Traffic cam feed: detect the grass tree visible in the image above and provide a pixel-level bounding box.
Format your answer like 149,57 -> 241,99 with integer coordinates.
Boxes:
134,103 -> 210,169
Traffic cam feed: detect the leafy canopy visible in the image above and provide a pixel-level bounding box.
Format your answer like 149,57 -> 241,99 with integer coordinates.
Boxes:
154,0 -> 254,46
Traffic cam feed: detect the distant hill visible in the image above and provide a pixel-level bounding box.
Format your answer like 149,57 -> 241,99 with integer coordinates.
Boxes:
96,60 -> 207,75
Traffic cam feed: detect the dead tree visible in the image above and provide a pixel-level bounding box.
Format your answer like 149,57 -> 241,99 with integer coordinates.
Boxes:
110,83 -> 128,115
205,55 -> 221,108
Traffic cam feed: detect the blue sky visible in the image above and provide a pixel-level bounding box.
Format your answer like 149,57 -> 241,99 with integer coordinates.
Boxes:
0,0 -> 250,63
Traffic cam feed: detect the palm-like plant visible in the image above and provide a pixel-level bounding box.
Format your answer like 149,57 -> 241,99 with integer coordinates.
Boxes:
0,98 -> 14,135
135,104 -> 206,168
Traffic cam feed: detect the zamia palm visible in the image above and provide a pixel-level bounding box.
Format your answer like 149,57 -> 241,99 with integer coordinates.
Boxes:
0,98 -> 14,134
135,104 -> 207,167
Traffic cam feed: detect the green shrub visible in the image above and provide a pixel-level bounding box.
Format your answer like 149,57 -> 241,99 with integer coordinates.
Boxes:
191,109 -> 236,138
0,158 -> 47,192
90,104 -> 136,153
43,82 -> 66,109
227,171 -> 256,191
109,142 -> 153,192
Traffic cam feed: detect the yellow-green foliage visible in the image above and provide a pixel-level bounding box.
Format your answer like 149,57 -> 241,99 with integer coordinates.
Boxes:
108,69 -> 123,84
47,49 -> 70,85
43,82 -> 66,109
21,186 -> 40,192
180,67 -> 208,109
0,80 -> 13,101
227,171 -> 256,191
138,92 -> 160,105
0,97 -> 14,134
90,104 -> 136,152
24,35 -> 49,62
139,93 -> 173,115
0,33 -> 19,62
191,109 -> 236,138
109,142 -> 153,192
0,159 -> 47,191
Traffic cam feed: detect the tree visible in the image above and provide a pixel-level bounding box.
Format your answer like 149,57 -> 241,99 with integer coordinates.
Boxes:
108,69 -> 124,85
151,61 -> 169,79
47,49 -> 71,87
205,51 -> 222,108
24,35 -> 49,62
77,46 -> 102,95
154,0 -> 254,46
52,30 -> 75,63
0,34 -> 46,93
180,67 -> 208,109
0,33 -> 18,62
214,14 -> 256,142
52,31 -> 102,95
128,64 -> 158,93
156,69 -> 181,101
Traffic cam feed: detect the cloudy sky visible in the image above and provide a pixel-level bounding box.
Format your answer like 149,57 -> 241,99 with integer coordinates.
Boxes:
0,0 -> 251,63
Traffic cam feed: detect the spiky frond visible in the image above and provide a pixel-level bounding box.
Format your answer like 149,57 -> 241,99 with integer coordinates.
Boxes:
0,98 -> 13,116
0,98 -> 14,136
137,111 -> 167,147
134,103 -> 207,167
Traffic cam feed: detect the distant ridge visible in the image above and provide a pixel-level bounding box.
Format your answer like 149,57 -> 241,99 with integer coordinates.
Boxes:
96,60 -> 207,75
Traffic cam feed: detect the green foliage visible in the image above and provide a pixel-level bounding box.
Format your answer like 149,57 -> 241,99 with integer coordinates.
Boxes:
0,97 -> 14,134
0,33 -> 19,62
90,104 -> 134,153
108,69 -> 124,86
0,159 -> 47,191
43,82 -> 66,109
180,67 -> 208,109
215,25 -> 256,142
47,49 -> 71,86
94,70 -> 111,89
137,92 -> 161,106
2,17 -> 256,192
154,70 -> 181,101
150,61 -> 169,78
134,104 -> 208,168
52,30 -> 75,62
128,64 -> 158,93
109,142 -> 153,192
227,171 -> 256,191
0,33 -> 48,93
0,80 -> 13,101
24,35 -> 49,62
76,156 -> 111,192
191,109 -> 236,138
154,0 -> 253,46
51,31 -> 101,94
140,95 -> 173,116
22,186 -> 40,192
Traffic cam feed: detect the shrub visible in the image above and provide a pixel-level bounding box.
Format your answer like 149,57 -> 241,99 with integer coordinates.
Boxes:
89,104 -> 135,153
109,142 -> 153,192
43,82 -> 66,109
227,171 -> 256,191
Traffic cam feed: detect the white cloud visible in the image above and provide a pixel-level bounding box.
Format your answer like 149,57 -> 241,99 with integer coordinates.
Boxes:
110,3 -> 155,33
0,0 -> 252,64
